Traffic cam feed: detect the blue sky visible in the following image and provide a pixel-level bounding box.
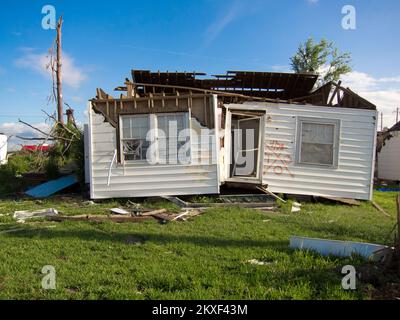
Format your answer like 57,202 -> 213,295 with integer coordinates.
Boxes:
1,0 -> 400,146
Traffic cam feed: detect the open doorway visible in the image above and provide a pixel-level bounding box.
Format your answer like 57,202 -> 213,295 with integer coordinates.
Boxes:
229,111 -> 264,181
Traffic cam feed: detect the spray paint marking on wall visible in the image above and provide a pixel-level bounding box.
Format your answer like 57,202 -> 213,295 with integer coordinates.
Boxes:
265,140 -> 295,177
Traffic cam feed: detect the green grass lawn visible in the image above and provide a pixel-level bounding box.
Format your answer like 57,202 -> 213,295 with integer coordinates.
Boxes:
0,192 -> 398,300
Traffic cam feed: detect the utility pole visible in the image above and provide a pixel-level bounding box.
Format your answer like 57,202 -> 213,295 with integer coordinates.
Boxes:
56,16 -> 64,124
381,112 -> 383,131
396,107 -> 399,124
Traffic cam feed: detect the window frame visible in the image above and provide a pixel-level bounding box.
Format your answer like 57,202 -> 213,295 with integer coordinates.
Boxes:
119,112 -> 191,165
295,117 -> 341,168
155,112 -> 191,165
120,114 -> 151,163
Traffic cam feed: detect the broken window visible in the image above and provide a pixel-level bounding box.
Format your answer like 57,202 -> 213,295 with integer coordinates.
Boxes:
121,115 -> 150,161
296,118 -> 340,167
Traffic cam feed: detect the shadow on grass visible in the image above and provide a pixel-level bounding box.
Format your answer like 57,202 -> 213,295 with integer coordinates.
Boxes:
6,227 -> 291,249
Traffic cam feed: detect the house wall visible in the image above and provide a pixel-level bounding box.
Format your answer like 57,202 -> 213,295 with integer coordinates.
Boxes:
0,134 -> 7,165
227,103 -> 377,200
378,131 -> 400,181
88,103 -> 219,199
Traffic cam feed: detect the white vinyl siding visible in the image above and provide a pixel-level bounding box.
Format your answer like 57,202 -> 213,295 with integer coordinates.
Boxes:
227,103 -> 377,200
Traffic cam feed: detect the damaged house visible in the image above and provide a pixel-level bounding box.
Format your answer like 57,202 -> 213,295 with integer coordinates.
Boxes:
377,121 -> 400,182
87,70 -> 377,200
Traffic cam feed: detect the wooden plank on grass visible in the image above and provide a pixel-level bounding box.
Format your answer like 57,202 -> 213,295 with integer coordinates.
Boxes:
139,209 -> 168,217
47,215 -> 152,223
321,196 -> 361,206
372,201 -> 391,218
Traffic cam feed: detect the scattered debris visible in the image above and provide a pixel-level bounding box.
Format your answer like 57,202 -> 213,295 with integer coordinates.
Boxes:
186,202 -> 276,209
247,259 -> 274,266
161,196 -> 188,208
371,201 -> 391,218
13,208 -> 58,222
256,186 -> 286,203
139,209 -> 168,217
83,200 -> 96,206
110,208 -> 130,215
47,215 -> 151,223
291,202 -> 302,213
172,211 -> 190,221
217,194 -> 275,204
152,209 -> 203,223
27,206 -> 206,225
290,236 -> 390,260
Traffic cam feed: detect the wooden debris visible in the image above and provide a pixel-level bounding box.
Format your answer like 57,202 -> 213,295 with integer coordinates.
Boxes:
320,196 -> 361,206
161,196 -> 188,208
256,186 -> 286,203
152,209 -> 202,223
186,203 -> 276,209
172,211 -> 189,221
254,207 -> 277,212
46,208 -> 203,224
13,208 -> 59,221
47,215 -> 151,223
372,201 -> 391,218
139,209 -> 167,217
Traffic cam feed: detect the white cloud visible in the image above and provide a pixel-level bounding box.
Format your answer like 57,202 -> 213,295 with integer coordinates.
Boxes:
341,71 -> 400,128
0,122 -> 52,151
15,50 -> 87,88
307,0 -> 319,4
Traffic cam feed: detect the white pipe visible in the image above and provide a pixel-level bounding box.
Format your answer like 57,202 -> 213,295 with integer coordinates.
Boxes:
107,149 -> 117,186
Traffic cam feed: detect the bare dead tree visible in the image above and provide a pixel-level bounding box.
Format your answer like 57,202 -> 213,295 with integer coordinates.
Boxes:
18,119 -> 72,142
56,16 -> 64,124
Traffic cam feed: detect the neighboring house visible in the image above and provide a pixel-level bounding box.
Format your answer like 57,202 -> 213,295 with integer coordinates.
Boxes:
87,70 -> 377,200
0,134 -> 7,165
377,122 -> 400,181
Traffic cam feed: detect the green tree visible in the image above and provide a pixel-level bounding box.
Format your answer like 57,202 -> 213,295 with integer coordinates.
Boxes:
290,38 -> 352,87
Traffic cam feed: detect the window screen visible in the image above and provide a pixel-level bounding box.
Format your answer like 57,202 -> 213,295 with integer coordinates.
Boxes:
297,119 -> 339,166
121,115 -> 150,161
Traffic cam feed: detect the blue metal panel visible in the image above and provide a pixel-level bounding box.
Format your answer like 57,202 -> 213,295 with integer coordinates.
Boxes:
26,175 -> 78,198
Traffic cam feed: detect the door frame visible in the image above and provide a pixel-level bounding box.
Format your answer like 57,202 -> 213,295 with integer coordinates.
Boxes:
224,109 -> 265,184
